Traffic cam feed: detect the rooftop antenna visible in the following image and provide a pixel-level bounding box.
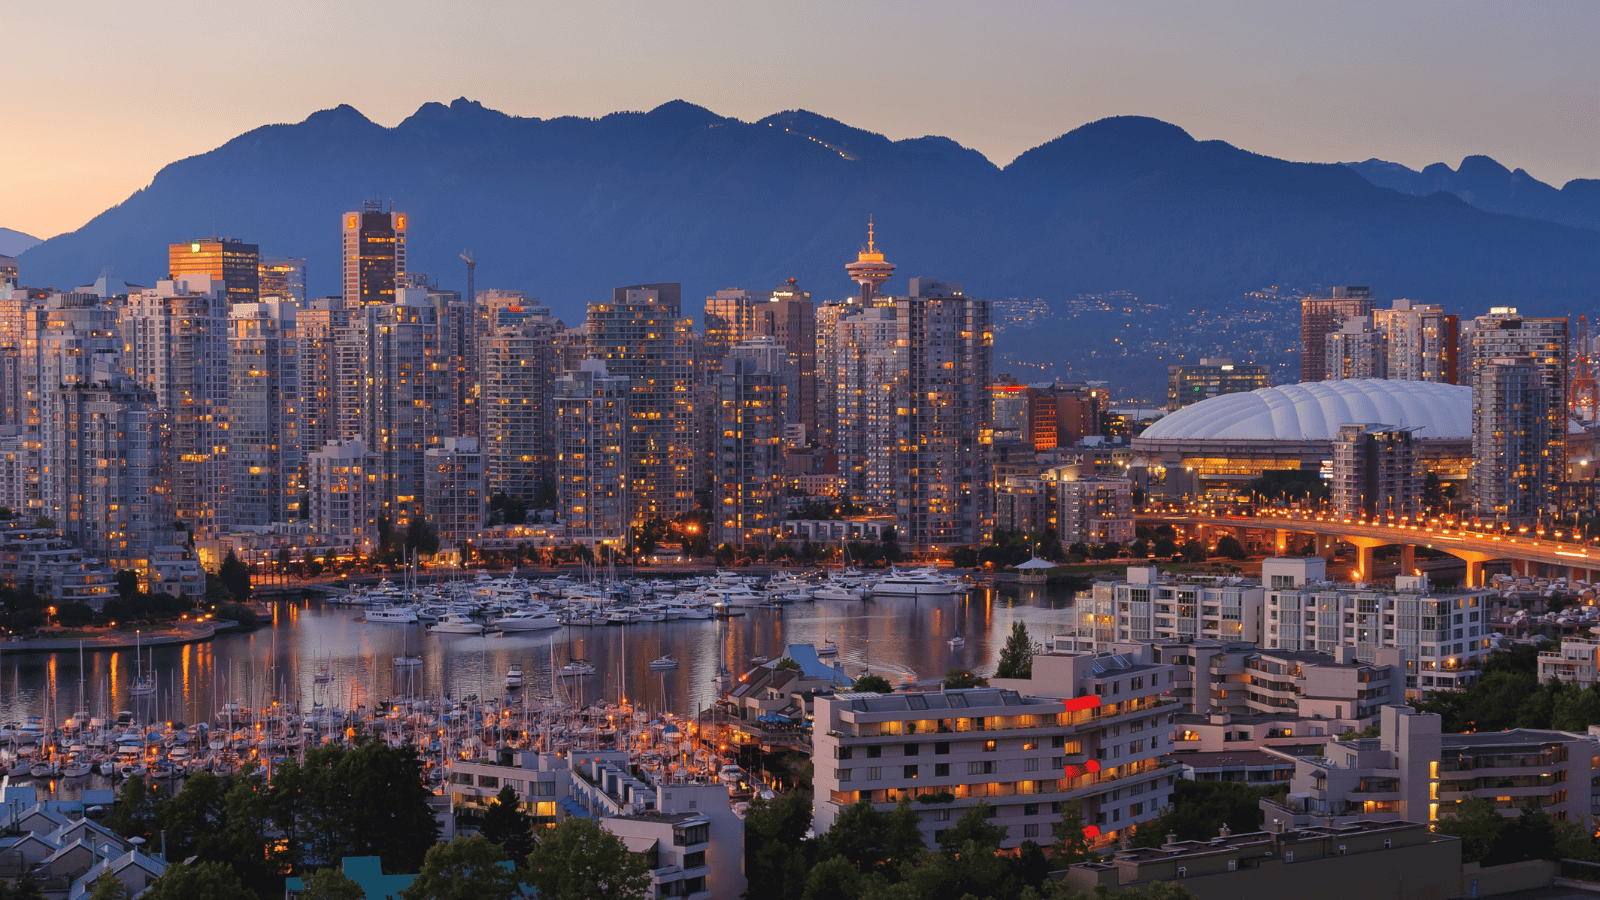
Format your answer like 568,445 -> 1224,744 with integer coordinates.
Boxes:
460,250 -> 476,308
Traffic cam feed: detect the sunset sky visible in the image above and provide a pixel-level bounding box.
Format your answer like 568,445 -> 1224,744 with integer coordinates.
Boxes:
4,0 -> 1597,240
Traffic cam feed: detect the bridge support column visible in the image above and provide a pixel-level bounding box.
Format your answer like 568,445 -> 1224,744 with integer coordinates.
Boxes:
1315,534 -> 1336,559
1275,530 -> 1290,556
1400,544 -> 1415,576
1465,560 -> 1484,588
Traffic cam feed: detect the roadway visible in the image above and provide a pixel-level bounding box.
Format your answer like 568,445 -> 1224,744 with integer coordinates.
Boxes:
1135,508 -> 1600,587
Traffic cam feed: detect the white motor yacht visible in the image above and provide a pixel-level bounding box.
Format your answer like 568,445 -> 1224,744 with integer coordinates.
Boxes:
504,665 -> 525,690
428,614 -> 484,635
488,609 -> 561,632
558,659 -> 597,678
365,606 -> 419,624
871,570 -> 960,596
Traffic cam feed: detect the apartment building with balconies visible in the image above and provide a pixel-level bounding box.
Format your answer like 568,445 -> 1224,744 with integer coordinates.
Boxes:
1537,636 -> 1600,686
813,648 -> 1177,849
1262,705 -> 1600,829
1066,566 -> 1265,652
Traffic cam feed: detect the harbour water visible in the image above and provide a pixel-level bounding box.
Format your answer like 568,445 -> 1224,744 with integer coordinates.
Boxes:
0,581 -> 1079,774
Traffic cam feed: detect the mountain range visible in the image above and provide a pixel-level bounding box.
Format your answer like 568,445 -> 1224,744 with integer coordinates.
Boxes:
0,228 -> 40,257
12,100 -> 1600,393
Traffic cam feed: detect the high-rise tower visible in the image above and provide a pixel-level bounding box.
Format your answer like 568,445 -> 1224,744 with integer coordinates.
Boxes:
587,284 -> 696,524
754,279 -> 817,435
1300,286 -> 1374,383
342,203 -> 407,305
845,218 -> 896,305
714,337 -> 792,548
168,238 -> 260,306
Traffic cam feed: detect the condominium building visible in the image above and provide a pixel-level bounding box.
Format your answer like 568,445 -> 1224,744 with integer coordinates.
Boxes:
480,321 -> 562,504
1068,565 -> 1266,650
1263,705 -> 1600,829
702,288 -> 756,380
1466,308 -> 1567,521
228,300 -> 300,528
753,280 -> 817,434
342,203 -> 407,306
168,237 -> 259,306
296,297 -> 355,449
555,360 -> 629,539
423,437 -> 484,549
1472,355 -> 1557,523
1263,562 -> 1491,696
119,277 -> 230,536
814,647 -> 1177,850
1373,299 -> 1458,383
1536,636 -> 1600,686
713,338 -> 791,548
307,439 -> 381,552
895,279 -> 993,549
0,523 -> 117,607
43,379 -> 171,571
1323,316 -> 1386,380
1300,287 -> 1374,383
1053,474 -> 1134,547
832,304 -> 900,509
1167,358 -> 1268,411
349,293 -> 447,525
1332,424 -> 1419,519
587,284 -> 696,523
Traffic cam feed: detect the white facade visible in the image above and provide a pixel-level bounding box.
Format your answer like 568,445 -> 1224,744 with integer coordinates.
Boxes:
814,649 -> 1176,849
1052,474 -> 1134,547
1068,565 -> 1265,650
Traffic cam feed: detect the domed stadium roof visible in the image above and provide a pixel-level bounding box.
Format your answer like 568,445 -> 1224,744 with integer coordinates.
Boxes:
1139,379 -> 1473,443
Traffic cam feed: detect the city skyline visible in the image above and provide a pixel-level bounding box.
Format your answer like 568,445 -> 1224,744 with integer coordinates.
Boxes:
5,1 -> 1600,241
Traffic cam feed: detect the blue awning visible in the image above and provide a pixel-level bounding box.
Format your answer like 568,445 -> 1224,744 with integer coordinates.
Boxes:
558,797 -> 591,819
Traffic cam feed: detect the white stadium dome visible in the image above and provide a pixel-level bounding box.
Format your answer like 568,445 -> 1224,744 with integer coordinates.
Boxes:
1139,379 -> 1473,443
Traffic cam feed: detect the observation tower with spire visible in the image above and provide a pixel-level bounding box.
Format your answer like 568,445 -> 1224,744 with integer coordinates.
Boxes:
845,218 -> 895,304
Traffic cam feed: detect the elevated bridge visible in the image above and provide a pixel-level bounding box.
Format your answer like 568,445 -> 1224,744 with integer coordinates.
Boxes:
1134,508 -> 1598,588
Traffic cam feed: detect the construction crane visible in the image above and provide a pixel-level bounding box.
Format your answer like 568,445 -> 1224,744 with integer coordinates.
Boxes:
460,249 -> 476,308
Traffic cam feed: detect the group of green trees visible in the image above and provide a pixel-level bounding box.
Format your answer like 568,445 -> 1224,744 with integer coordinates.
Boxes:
1412,642 -> 1600,733
744,793 -> 1194,900
100,742 -> 659,900
1435,796 -> 1599,866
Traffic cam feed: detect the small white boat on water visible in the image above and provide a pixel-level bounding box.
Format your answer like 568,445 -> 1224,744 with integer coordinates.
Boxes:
428,614 -> 484,635
505,665 -> 525,690
558,659 -> 597,678
948,633 -> 965,648
818,641 -> 839,657
489,609 -> 561,632
648,656 -> 678,671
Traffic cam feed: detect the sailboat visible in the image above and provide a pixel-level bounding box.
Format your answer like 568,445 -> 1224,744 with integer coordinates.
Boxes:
130,631 -> 156,696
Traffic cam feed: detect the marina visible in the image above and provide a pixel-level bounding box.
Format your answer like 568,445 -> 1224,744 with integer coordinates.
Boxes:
0,573 -> 1076,797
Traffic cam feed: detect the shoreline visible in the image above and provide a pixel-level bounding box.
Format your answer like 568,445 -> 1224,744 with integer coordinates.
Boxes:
0,621 -> 226,655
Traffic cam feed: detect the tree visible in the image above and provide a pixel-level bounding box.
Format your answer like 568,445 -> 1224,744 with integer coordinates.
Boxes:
404,519 -> 440,557
524,816 -> 651,900
86,874 -> 132,900
942,669 -> 989,689
56,601 -> 93,628
32,515 -> 54,530
744,793 -> 816,900
1179,539 -> 1207,563
218,550 -> 251,601
1129,539 -> 1149,559
1132,781 -> 1276,849
141,862 -> 249,900
799,855 -> 868,900
108,775 -> 161,841
116,569 -> 141,600
295,867 -> 367,900
401,835 -> 524,900
271,739 -> 440,874
1052,799 -> 1096,864
155,770 -> 228,861
1432,795 -> 1504,863
853,674 -> 893,693
814,798 -> 926,879
1215,535 -> 1246,560
995,622 -> 1033,679
938,802 -> 1007,853
479,785 -> 536,861
1153,536 -> 1176,558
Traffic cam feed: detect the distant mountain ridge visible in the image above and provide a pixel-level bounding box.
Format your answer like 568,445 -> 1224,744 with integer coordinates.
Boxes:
0,228 -> 40,257
1346,156 -> 1600,233
17,100 -> 1600,344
